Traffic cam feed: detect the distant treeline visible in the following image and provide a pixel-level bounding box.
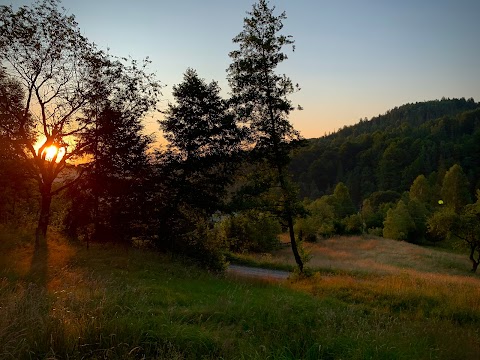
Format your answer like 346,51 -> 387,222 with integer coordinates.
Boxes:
290,98 -> 480,204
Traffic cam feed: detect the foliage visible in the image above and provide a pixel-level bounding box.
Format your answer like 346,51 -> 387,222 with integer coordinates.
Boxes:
227,0 -> 305,271
158,68 -> 243,215
459,195 -> 480,272
427,190 -> 480,271
154,69 -> 243,261
183,214 -> 229,272
295,197 -> 335,241
361,191 -> 400,229
330,182 -> 356,218
383,200 -> 416,241
427,207 -> 457,244
440,164 -> 471,212
290,99 -> 480,202
343,213 -> 364,234
406,198 -> 429,242
223,210 -> 281,253
64,101 -> 153,244
409,174 -> 432,205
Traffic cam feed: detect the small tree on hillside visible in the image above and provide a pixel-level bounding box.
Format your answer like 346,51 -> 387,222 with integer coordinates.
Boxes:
383,200 -> 416,241
409,174 -> 432,205
331,182 -> 356,219
457,196 -> 480,272
227,0 -> 305,271
441,164 -> 471,212
428,191 -> 480,272
426,207 -> 456,245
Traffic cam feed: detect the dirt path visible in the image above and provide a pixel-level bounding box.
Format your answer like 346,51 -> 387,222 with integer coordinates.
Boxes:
227,264 -> 290,280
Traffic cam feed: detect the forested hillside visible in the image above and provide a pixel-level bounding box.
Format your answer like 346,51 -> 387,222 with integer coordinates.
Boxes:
290,98 -> 480,204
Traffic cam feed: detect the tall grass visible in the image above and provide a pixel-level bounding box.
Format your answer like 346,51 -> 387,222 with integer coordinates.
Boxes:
1,228 -> 479,359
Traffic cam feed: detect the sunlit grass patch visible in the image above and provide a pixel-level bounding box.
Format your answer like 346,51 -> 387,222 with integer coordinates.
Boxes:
267,234 -> 475,276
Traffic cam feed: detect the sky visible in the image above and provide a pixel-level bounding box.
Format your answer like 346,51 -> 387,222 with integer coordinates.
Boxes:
6,0 -> 480,140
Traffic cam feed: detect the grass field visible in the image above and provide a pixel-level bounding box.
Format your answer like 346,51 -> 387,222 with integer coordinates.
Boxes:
240,234 -> 475,277
1,226 -> 479,359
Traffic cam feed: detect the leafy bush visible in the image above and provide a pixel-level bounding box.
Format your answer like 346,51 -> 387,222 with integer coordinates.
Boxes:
367,227 -> 383,236
343,213 -> 364,234
185,217 -> 228,271
295,197 -> 335,241
223,210 -> 281,253
361,198 -> 396,229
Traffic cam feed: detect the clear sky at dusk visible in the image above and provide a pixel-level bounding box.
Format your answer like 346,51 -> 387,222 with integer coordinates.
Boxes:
7,0 -> 480,140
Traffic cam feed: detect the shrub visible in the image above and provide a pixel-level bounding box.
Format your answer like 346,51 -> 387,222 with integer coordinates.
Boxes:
295,197 -> 336,241
367,227 -> 383,237
223,210 -> 281,253
185,217 -> 228,271
343,213 -> 364,234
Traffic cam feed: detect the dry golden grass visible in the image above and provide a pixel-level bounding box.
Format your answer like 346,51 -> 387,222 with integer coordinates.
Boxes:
276,235 -> 475,279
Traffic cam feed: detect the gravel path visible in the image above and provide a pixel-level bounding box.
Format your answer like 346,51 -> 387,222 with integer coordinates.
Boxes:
227,264 -> 290,280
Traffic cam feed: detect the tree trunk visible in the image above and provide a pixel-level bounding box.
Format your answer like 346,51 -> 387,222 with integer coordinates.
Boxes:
287,212 -> 303,272
277,164 -> 304,272
469,246 -> 479,273
35,186 -> 52,250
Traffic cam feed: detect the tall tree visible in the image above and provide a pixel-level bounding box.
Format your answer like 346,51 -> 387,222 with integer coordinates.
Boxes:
227,0 -> 305,271
158,68 -> 243,248
331,182 -> 356,219
0,0 -> 160,247
64,104 -> 153,244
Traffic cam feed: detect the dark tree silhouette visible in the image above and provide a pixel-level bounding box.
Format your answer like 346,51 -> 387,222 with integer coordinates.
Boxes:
0,0 -> 160,247
158,68 -> 244,249
227,0 -> 305,271
65,104 -> 152,244
0,69 -> 34,222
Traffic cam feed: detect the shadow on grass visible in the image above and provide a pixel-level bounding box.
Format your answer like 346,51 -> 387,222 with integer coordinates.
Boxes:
28,242 -> 49,288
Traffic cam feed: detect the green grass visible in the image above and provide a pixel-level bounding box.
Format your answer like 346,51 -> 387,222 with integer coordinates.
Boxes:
1,227 -> 479,359
226,252 -> 295,272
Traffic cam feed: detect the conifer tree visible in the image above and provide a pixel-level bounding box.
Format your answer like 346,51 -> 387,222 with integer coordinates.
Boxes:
227,0 -> 304,271
158,68 -> 243,249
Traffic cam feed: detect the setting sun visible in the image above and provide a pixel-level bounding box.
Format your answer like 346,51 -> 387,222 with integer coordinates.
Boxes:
40,144 -> 65,162
43,145 -> 58,161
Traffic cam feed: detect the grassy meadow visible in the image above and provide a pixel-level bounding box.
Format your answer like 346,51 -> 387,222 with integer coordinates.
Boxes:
1,226 -> 479,359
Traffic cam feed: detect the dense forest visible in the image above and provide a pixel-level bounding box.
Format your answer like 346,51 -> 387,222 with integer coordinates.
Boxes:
291,98 -> 480,203
289,98 -> 480,271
